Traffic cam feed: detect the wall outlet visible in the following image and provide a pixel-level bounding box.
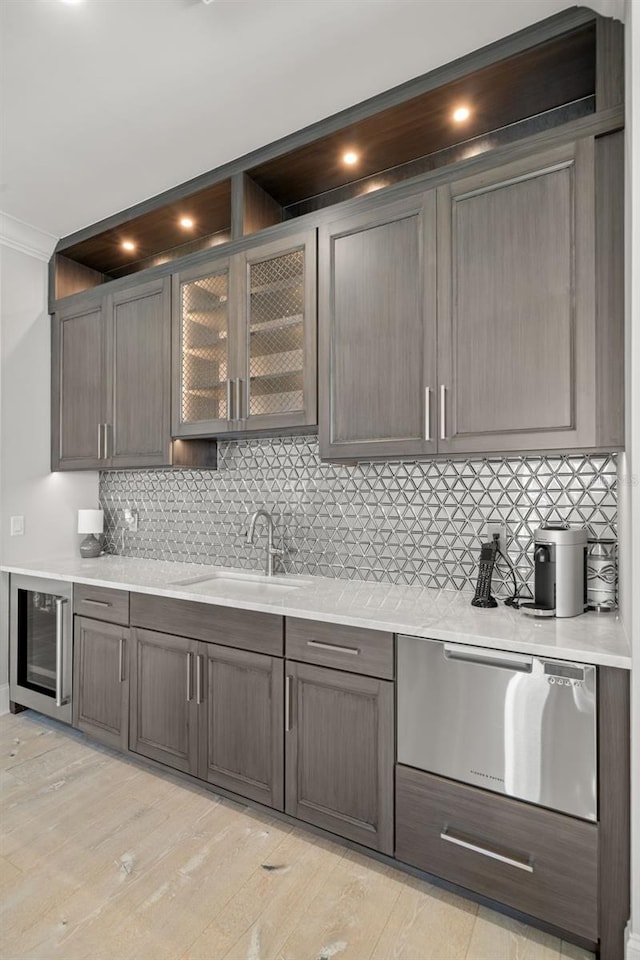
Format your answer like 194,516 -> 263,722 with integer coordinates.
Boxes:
10,515 -> 25,536
123,508 -> 138,532
485,520 -> 507,551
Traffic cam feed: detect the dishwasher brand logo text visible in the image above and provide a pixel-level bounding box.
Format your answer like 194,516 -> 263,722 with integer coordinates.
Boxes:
470,770 -> 505,784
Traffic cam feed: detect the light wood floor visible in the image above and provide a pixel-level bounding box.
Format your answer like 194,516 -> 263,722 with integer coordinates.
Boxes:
0,713 -> 593,960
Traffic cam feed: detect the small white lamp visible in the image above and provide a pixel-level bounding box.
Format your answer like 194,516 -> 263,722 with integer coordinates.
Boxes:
78,509 -> 104,558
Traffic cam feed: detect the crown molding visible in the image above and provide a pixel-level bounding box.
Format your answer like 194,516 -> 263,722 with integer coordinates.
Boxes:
586,0 -> 626,21
0,211 -> 57,262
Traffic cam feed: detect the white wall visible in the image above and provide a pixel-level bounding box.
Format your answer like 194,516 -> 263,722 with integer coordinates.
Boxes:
625,1 -> 640,957
0,217 -> 98,711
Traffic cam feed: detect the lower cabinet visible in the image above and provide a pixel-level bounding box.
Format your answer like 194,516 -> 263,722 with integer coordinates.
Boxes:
284,660 -> 394,854
198,643 -> 284,809
395,765 -> 599,941
129,628 -> 200,776
128,627 -> 284,807
68,587 -> 628,956
73,616 -> 129,751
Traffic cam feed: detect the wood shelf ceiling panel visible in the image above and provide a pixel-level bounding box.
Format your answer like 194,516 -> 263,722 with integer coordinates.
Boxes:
60,180 -> 232,275
248,26 -> 595,207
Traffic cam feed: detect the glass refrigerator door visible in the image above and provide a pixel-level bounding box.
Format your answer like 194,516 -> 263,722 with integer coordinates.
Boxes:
16,589 -> 62,697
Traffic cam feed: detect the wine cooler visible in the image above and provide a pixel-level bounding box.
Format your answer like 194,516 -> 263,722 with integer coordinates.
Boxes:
9,575 -> 73,723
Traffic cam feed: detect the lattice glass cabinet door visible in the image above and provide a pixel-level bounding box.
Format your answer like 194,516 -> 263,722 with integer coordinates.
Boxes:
172,257 -> 235,436
241,230 -> 317,430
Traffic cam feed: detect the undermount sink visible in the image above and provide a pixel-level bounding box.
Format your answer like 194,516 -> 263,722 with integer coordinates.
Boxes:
169,571 -> 311,594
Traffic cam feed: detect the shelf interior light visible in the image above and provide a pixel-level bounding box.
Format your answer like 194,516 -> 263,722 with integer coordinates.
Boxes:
452,105 -> 471,123
342,150 -> 359,166
122,240 -> 136,252
180,217 -> 194,229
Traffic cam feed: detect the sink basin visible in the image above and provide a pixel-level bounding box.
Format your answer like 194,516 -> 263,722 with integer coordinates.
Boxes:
169,571 -> 311,594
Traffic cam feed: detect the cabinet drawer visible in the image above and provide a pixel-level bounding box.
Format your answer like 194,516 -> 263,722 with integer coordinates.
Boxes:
286,617 -> 393,679
74,584 -> 130,625
395,766 -> 598,940
130,593 -> 283,657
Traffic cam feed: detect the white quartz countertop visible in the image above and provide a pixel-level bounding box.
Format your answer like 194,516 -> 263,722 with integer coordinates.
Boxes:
1,555 -> 631,669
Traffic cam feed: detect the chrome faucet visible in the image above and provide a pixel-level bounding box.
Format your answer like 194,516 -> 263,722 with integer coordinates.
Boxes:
246,509 -> 282,576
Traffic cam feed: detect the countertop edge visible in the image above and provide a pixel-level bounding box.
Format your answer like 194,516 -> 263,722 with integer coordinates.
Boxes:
1,560 -> 631,671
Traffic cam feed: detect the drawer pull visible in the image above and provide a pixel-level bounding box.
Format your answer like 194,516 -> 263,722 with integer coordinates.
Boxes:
307,640 -> 359,656
440,828 -> 534,873
82,598 -> 112,608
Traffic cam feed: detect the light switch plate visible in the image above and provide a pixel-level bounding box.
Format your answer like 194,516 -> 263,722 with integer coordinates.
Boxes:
10,516 -> 24,536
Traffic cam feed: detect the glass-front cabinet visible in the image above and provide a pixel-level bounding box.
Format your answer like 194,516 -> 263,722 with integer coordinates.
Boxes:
173,257 -> 234,436
172,230 -> 317,437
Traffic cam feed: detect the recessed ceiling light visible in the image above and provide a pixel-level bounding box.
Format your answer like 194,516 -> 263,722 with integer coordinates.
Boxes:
122,241 -> 135,252
343,151 -> 359,166
452,106 -> 471,123
180,217 -> 194,229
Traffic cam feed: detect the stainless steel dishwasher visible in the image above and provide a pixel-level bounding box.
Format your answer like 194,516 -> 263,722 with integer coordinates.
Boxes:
397,635 -> 597,822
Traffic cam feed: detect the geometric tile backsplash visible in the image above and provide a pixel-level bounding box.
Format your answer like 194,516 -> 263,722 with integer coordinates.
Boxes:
100,435 -> 617,598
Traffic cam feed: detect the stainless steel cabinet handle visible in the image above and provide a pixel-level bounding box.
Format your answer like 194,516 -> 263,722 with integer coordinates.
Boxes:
103,423 -> 110,460
55,598 -> 67,707
82,598 -> 111,608
440,385 -> 447,440
307,640 -> 360,656
440,828 -> 534,873
196,654 -> 203,705
226,379 -> 232,421
186,652 -> 193,702
118,636 -> 126,683
424,387 -> 431,442
235,378 -> 243,420
285,675 -> 292,732
97,423 -> 103,459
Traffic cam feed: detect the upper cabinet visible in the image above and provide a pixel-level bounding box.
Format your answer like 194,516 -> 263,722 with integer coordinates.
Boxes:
319,134 -> 624,460
52,276 -> 172,471
107,279 -> 172,468
173,230 -> 317,437
52,294 -> 107,470
172,256 -> 234,436
436,137 -> 622,455
319,194 -> 437,461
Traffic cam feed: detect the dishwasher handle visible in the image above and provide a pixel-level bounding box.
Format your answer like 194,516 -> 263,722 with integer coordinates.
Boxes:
443,643 -> 533,672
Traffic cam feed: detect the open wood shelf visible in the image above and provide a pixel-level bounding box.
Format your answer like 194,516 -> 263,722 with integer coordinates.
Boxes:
52,14 -> 604,294
246,24 -> 595,215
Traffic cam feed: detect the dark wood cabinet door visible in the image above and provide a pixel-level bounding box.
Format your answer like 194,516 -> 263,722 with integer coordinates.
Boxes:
73,617 -> 129,751
285,661 -> 394,853
198,643 -> 284,809
129,628 -> 199,775
107,277 -> 171,467
437,138 -> 598,455
319,192 -> 437,460
238,230 -> 317,433
52,293 -> 106,470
